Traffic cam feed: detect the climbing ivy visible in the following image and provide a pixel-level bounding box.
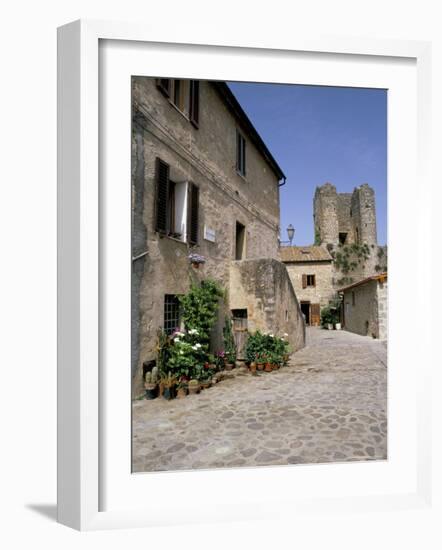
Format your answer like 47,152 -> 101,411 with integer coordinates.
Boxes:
333,243 -> 371,274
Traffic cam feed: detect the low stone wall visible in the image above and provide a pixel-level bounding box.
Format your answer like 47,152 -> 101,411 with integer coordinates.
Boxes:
229,259 -> 305,352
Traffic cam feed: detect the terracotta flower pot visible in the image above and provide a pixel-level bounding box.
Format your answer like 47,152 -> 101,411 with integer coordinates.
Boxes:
265,363 -> 272,372
177,387 -> 187,399
200,380 -> 211,390
188,383 -> 200,395
250,362 -> 257,374
256,363 -> 264,371
225,363 -> 234,371
192,262 -> 200,269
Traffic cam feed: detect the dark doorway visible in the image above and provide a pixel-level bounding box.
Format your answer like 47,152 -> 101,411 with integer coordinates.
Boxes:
339,232 -> 348,244
235,221 -> 246,260
300,301 -> 310,325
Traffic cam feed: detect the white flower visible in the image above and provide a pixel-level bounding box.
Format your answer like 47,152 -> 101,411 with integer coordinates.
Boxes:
283,333 -> 288,337
188,328 -> 199,335
195,343 -> 202,348
174,337 -> 180,342
179,350 -> 184,355
269,333 -> 274,338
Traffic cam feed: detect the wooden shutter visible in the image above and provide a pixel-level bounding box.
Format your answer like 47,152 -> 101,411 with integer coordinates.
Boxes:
188,183 -> 199,245
156,78 -> 171,97
302,274 -> 307,289
189,80 -> 200,127
155,158 -> 170,234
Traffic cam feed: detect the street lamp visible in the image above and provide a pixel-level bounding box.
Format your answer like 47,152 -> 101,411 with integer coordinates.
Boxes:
287,224 -> 295,245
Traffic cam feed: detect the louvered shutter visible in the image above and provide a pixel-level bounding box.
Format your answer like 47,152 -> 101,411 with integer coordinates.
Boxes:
302,274 -> 307,289
188,183 -> 199,245
156,78 -> 171,97
189,80 -> 200,127
155,158 -> 169,234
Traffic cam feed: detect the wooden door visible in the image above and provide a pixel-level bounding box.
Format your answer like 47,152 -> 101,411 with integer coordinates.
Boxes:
311,303 -> 320,326
232,315 -> 248,360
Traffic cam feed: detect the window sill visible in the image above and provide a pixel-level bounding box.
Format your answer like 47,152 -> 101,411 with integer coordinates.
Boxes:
236,170 -> 247,182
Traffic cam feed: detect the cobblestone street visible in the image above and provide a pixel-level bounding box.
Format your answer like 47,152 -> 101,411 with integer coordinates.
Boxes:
132,327 -> 387,472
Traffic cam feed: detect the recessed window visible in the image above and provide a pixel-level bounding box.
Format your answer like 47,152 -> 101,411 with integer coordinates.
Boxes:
156,79 -> 199,127
164,294 -> 181,335
339,232 -> 348,245
302,274 -> 316,288
236,130 -> 246,176
155,158 -> 199,244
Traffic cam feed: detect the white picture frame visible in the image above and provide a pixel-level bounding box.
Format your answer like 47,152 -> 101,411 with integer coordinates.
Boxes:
57,19 -> 434,531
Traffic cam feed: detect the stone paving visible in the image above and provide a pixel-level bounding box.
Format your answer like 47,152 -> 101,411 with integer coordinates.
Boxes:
132,327 -> 387,472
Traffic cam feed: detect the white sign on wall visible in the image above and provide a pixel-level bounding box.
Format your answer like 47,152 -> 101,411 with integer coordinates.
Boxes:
204,226 -> 216,242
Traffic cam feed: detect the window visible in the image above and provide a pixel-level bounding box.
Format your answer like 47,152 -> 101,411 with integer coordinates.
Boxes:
164,294 -> 181,335
339,232 -> 348,245
156,79 -> 199,127
352,291 -> 356,306
155,158 -> 199,244
235,221 -> 246,260
236,130 -> 246,176
302,274 -> 316,288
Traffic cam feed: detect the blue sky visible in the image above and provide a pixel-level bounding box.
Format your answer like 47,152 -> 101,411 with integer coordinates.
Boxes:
228,82 -> 387,246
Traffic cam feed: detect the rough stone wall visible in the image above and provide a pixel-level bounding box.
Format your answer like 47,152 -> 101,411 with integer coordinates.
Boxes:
229,259 -> 305,352
343,280 -> 379,338
337,193 -> 352,236
377,280 -> 388,340
285,261 -> 335,308
351,183 -> 377,246
313,183 -> 339,245
131,78 -> 282,396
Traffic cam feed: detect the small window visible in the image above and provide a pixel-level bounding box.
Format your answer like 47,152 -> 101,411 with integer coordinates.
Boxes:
236,130 -> 246,176
164,295 -> 181,335
235,221 -> 246,260
156,79 -> 199,127
339,232 -> 348,245
352,291 -> 356,306
302,274 -> 316,288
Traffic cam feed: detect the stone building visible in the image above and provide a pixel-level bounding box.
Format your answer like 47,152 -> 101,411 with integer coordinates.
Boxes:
339,273 -> 388,340
132,77 -> 305,396
314,182 -> 377,248
280,246 -> 334,326
282,182 -> 387,332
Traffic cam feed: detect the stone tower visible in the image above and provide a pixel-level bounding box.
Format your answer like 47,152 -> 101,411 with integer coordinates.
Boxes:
350,183 -> 377,246
313,183 -> 339,245
314,182 -> 377,247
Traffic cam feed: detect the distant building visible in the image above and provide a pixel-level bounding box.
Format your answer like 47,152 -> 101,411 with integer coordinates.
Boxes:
338,273 -> 388,340
280,246 -> 334,326
281,182 -> 387,333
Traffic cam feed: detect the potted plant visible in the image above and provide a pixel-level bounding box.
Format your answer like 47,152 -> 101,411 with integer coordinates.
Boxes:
249,359 -> 257,375
144,371 -> 158,400
335,322 -> 342,330
188,252 -> 206,269
176,380 -> 188,398
161,372 -> 177,400
188,379 -> 200,395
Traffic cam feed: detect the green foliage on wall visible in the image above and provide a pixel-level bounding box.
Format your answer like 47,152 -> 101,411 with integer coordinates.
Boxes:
333,242 -> 370,274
